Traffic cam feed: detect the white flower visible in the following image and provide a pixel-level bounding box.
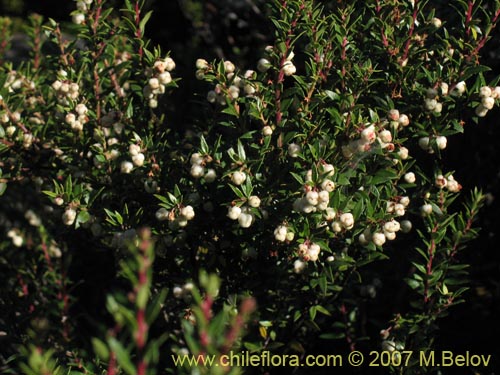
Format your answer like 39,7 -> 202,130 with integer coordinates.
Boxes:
397,147 -> 409,160
148,98 -> 158,108
238,212 -> 254,228
181,205 -> 195,220
62,208 -> 77,226
384,220 -> 400,233
379,129 -> 392,143
120,161 -> 134,174
404,172 -> 416,184
339,213 -> 354,229
257,58 -> 271,72
262,126 -> 273,136
482,96 -> 495,110
204,169 -> 217,183
420,204 -> 433,216
306,191 -> 319,206
158,72 -> 172,85
190,152 -> 203,165
331,220 -> 342,232
248,195 -> 261,208
149,77 -> 160,90
318,190 -> 329,203
288,143 -> 302,158
372,232 -> 386,246
436,136 -> 447,150
388,109 -> 400,121
228,85 -> 240,100
72,12 -> 85,25
398,114 -> 410,127
156,208 -> 169,221
274,225 -> 288,242
227,206 -> 242,220
440,82 -> 449,96
361,125 -> 376,143
431,17 -> 442,28
384,230 -> 396,241
282,61 -> 296,76
400,196 -> 410,207
321,163 -> 335,177
475,104 -> 488,117
173,286 -> 183,299
293,259 -> 306,274
321,179 -> 335,192
12,235 -> 23,247
324,207 -> 336,221
231,171 -> 247,185
164,57 -> 176,71
196,58 -> 209,70
307,243 -> 321,261
394,203 -> 406,217
424,98 -> 437,111
493,86 -> 500,98
224,60 -> 235,74
435,174 -> 447,189
65,113 -> 76,125
454,81 -> 466,95
244,84 -> 256,96
190,164 -> 205,179
132,153 -> 145,167
129,144 -> 141,156
479,86 -> 492,98
75,103 -> 88,116
447,176 -> 461,193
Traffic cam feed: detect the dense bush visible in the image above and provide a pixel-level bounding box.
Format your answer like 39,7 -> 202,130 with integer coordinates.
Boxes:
1,0 -> 499,374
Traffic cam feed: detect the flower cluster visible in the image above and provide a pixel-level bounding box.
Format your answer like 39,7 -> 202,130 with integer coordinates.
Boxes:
156,205 -> 196,229
3,70 -> 35,93
274,224 -> 294,242
72,0 -> 93,25
475,85 -> 500,117
435,174 -> 462,193
189,153 -> 216,182
143,57 -> 175,108
297,241 -> 321,262
227,204 -> 256,228
52,76 -> 80,104
65,103 -> 89,132
359,219 -> 403,247
200,59 -> 257,105
292,163 -> 335,213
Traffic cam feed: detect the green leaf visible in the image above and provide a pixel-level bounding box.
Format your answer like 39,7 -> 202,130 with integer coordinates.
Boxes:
139,10 -> 153,33
108,338 -> 136,375
91,338 -> 110,361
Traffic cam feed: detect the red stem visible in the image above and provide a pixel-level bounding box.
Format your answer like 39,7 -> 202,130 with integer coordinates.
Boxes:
401,0 -> 419,65
465,1 -> 474,37
135,1 -> 143,58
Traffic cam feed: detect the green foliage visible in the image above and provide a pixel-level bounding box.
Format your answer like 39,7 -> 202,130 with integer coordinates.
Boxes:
0,0 -> 498,374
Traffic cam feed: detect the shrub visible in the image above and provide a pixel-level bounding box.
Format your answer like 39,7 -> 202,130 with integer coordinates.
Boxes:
0,0 -> 499,374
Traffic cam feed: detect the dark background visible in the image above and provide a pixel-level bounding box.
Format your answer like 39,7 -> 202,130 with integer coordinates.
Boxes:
1,0 -> 499,372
